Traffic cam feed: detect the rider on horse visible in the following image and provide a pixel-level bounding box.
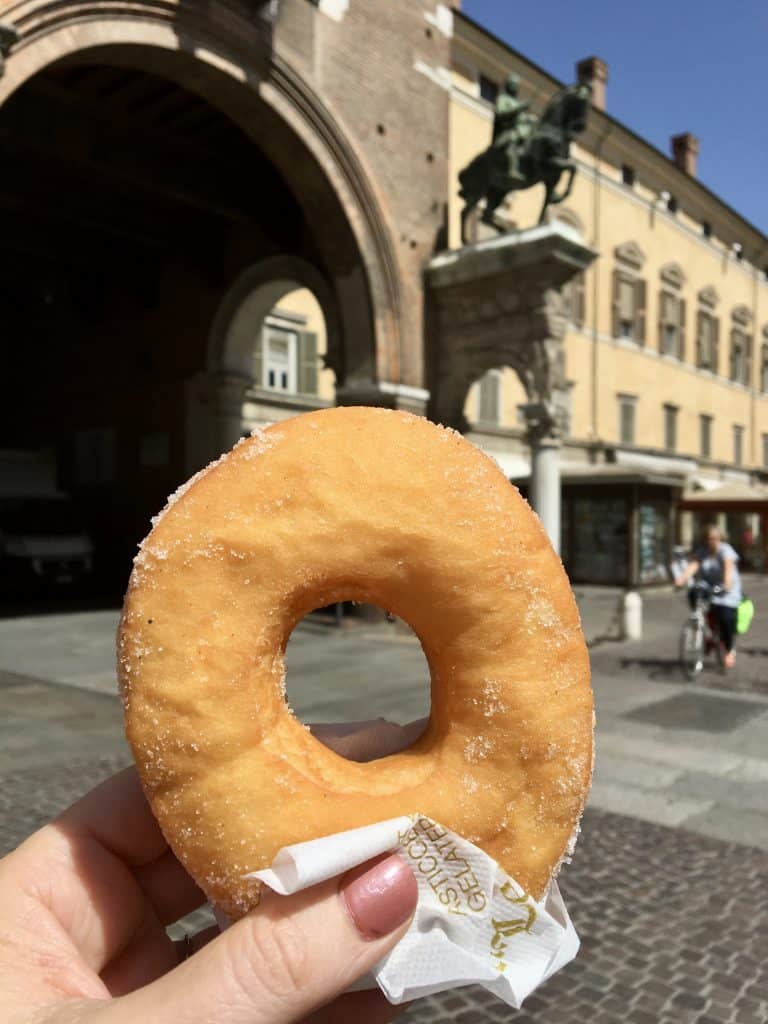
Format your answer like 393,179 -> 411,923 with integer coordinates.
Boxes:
489,73 -> 534,189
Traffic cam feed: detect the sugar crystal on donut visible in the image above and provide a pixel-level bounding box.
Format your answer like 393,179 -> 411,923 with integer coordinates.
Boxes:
119,406 -> 593,918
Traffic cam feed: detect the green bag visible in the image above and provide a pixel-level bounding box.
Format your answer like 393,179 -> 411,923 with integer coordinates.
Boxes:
736,597 -> 755,635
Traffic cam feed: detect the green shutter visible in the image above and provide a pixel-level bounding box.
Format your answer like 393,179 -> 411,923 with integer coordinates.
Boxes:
634,278 -> 646,344
298,331 -> 318,395
695,310 -> 703,367
478,371 -> 500,423
611,269 -> 620,338
712,317 -> 720,374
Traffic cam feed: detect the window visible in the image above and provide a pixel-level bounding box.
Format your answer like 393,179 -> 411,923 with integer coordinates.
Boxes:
479,74 -> 498,103
618,277 -> 635,338
477,370 -> 500,424
612,273 -> 646,342
659,290 -> 685,358
621,164 -> 635,187
763,433 -> 768,469
696,310 -> 719,371
663,404 -> 678,452
699,414 -> 712,459
666,194 -> 678,214
729,328 -> 751,386
263,325 -> 297,392
733,425 -> 744,467
255,321 -> 319,395
612,243 -> 647,344
562,272 -> 586,328
618,394 -> 636,445
762,341 -> 768,392
702,221 -> 712,239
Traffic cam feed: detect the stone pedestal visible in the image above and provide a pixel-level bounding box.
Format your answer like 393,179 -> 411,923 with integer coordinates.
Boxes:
426,223 -> 596,549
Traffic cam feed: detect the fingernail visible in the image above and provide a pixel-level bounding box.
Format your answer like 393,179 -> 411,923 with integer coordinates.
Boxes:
342,853 -> 418,940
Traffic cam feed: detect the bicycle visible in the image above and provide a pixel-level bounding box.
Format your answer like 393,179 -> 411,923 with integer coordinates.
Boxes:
679,580 -> 725,680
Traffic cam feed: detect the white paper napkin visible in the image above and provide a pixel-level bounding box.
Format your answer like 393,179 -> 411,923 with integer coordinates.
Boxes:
247,813 -> 579,1008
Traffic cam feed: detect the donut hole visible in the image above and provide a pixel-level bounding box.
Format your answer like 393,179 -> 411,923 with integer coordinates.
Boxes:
284,602 -> 431,762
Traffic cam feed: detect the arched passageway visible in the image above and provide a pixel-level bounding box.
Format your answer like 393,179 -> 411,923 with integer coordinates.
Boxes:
0,50 -> 379,596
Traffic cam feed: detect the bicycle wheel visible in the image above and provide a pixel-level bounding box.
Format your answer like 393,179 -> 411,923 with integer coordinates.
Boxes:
680,621 -> 704,680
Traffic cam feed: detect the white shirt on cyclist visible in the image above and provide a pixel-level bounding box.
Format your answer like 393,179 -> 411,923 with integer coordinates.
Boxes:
692,541 -> 742,609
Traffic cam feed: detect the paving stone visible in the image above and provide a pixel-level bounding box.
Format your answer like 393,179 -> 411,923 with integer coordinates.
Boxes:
2,604 -> 768,1024
623,693 -> 767,733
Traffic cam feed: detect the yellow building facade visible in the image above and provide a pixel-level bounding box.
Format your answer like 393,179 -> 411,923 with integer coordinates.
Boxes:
448,14 -> 768,576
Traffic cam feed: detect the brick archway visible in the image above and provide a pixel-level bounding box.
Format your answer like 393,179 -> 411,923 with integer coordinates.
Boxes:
0,5 -> 404,389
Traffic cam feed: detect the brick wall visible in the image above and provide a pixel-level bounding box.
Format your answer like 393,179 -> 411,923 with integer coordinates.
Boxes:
274,0 -> 452,389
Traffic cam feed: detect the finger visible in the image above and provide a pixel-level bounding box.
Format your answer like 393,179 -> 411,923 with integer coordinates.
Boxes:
305,988 -> 409,1024
57,767 -> 167,868
112,853 -> 417,1024
135,848 -> 206,925
100,911 -> 176,995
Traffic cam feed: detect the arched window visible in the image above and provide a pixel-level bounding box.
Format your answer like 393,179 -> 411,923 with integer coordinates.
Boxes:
696,286 -> 720,372
729,305 -> 753,387
255,290 -> 326,397
612,242 -> 646,344
658,263 -> 685,359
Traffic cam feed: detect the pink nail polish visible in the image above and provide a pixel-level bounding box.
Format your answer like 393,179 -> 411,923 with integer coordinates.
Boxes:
342,853 -> 418,940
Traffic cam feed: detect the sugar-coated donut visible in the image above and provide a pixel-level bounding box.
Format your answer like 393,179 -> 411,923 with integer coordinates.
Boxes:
119,407 -> 592,918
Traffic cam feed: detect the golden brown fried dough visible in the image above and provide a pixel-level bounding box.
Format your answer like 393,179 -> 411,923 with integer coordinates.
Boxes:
119,407 -> 592,917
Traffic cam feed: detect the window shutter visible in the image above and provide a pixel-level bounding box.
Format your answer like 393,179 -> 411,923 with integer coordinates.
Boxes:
634,278 -> 646,344
746,334 -> 753,387
695,310 -> 704,367
253,331 -> 264,388
729,329 -> 737,381
712,318 -> 720,374
678,297 -> 686,360
479,371 -> 500,423
298,331 -> 318,395
657,289 -> 664,352
611,269 -> 620,338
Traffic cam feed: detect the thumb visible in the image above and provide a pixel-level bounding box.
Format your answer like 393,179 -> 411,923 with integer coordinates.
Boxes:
114,853 -> 417,1024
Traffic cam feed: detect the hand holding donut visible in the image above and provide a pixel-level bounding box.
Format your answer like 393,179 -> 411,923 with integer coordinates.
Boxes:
0,723 -> 419,1024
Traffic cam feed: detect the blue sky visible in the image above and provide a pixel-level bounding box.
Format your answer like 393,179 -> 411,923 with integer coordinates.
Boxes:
462,1 -> 768,235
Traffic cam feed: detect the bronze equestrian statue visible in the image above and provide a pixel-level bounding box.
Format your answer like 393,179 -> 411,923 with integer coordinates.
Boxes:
458,75 -> 591,243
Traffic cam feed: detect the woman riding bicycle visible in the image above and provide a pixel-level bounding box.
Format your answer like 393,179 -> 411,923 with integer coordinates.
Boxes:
675,524 -> 742,668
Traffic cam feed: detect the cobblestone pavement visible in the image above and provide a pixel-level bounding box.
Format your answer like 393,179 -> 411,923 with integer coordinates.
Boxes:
2,753 -> 765,1024
2,591 -> 768,1023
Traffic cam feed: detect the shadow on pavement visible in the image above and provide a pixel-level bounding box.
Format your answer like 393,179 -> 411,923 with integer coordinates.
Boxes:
618,656 -> 686,682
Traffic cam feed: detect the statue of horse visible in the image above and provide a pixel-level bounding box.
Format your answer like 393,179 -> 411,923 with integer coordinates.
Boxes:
458,82 -> 591,244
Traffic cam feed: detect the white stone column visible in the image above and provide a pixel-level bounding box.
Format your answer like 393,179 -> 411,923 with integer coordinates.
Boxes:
530,434 -> 561,553
521,402 -> 562,554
